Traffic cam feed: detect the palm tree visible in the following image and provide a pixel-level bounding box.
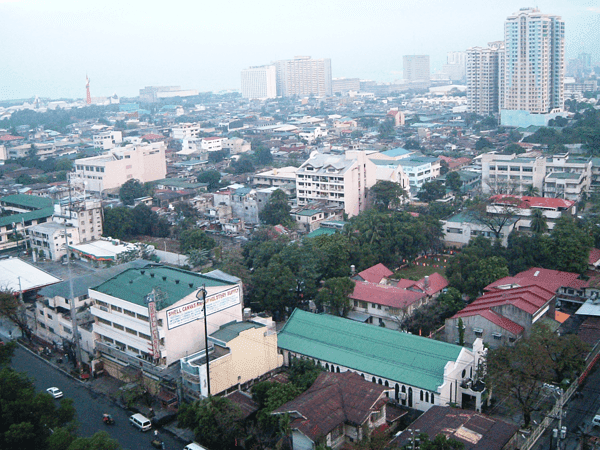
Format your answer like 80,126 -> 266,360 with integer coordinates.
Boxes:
523,184 -> 540,197
530,209 -> 548,234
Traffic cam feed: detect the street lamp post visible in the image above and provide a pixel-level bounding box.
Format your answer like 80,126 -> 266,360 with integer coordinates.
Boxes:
196,285 -> 211,397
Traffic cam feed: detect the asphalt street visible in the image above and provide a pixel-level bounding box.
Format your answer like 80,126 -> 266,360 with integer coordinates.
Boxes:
10,344 -> 184,450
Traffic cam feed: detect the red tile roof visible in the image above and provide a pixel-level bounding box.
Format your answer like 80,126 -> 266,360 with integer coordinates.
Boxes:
273,371 -> 389,441
486,267 -> 581,294
0,135 -> 24,141
141,133 -> 163,140
203,136 -> 222,141
356,263 -> 393,283
411,272 -> 449,296
350,282 -> 425,309
589,248 -> 600,265
490,195 -> 575,210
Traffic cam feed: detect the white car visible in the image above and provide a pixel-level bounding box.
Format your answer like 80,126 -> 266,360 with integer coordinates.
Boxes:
46,387 -> 63,399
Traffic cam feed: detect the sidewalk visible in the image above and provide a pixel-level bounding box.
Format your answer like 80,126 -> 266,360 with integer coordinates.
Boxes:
0,319 -> 194,444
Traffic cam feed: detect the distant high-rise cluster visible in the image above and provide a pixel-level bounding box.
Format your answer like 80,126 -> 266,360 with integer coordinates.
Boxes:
241,56 -> 332,99
443,52 -> 467,82
240,65 -> 277,99
403,55 -> 430,82
466,7 -> 565,126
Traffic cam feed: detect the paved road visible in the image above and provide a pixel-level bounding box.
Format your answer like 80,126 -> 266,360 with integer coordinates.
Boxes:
10,345 -> 183,450
535,364 -> 600,450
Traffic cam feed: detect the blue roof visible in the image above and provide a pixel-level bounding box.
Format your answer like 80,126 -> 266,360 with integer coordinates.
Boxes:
381,147 -> 410,158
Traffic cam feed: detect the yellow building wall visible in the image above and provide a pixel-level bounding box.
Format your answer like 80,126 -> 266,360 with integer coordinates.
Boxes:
209,326 -> 283,395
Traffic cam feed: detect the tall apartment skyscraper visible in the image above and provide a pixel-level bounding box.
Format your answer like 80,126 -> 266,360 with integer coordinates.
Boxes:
241,65 -> 277,99
466,42 -> 503,116
501,8 -> 565,116
443,52 -> 467,81
403,55 -> 430,82
274,56 -> 332,97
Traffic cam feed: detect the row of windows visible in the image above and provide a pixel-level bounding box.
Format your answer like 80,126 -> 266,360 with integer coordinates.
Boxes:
96,317 -> 155,342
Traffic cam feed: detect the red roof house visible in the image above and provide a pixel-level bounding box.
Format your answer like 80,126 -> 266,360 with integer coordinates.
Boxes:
446,267 -> 582,348
273,371 -> 390,449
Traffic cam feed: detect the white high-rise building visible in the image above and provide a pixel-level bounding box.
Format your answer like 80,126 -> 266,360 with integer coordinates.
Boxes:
274,56 -> 332,97
443,52 -> 467,81
466,42 -> 503,116
403,55 -> 430,82
241,65 -> 277,99
501,8 -> 565,120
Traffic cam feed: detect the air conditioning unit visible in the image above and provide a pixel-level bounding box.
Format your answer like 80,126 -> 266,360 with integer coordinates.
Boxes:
399,392 -> 407,400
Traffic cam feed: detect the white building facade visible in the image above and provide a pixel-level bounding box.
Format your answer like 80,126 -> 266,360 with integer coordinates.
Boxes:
241,65 -> 277,99
74,142 -> 167,195
467,43 -> 503,116
275,56 -> 332,97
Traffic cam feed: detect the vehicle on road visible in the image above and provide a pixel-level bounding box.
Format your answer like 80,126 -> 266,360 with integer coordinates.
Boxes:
46,387 -> 63,399
129,413 -> 152,431
592,410 -> 600,427
184,443 -> 209,450
102,413 -> 115,425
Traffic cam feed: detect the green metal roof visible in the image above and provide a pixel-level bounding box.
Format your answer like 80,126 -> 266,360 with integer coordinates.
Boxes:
296,209 -> 322,216
211,320 -> 264,344
92,266 -> 232,307
0,207 -> 54,228
1,194 -> 53,210
278,309 -> 464,392
306,228 -> 337,238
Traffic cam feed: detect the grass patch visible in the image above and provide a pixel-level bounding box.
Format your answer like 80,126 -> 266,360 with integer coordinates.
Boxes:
394,255 -> 452,279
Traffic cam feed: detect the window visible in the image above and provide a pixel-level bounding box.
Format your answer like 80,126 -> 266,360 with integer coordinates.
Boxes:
125,328 -> 137,336
111,305 -> 122,313
124,309 -> 135,318
136,313 -> 149,322
139,332 -> 151,340
98,318 -> 111,326
113,323 -> 124,331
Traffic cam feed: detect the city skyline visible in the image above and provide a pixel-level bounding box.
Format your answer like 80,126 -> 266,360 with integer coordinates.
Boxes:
1,0 -> 599,101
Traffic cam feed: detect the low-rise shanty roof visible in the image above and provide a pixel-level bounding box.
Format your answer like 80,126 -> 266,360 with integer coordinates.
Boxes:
391,406 -> 518,450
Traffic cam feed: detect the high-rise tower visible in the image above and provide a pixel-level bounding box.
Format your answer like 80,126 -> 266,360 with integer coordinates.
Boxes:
274,56 -> 332,98
500,8 -> 565,116
466,42 -> 503,116
86,76 -> 92,105
241,65 -> 277,99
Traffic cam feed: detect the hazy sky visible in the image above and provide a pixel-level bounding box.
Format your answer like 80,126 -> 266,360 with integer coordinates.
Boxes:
1,0 -> 599,101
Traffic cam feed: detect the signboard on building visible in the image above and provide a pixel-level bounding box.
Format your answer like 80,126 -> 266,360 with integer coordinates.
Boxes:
146,293 -> 161,360
166,286 -> 240,330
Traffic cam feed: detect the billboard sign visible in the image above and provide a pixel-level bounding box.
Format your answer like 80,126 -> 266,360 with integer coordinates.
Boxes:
166,286 -> 240,330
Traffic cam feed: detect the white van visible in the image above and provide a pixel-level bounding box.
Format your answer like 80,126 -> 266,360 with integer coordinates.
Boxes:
129,413 -> 152,431
184,443 -> 208,450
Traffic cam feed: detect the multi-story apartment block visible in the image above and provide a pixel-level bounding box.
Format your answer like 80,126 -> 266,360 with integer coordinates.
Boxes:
332,77 -> 361,94
296,151 -> 377,217
443,52 -> 467,82
500,8 -> 565,126
73,142 -> 167,195
93,131 -> 123,150
240,65 -> 277,99
369,154 -> 440,194
27,222 -> 79,261
275,56 -> 332,97
0,194 -> 54,251
467,42 -> 503,116
171,123 -> 202,140
481,152 -> 591,201
53,199 -> 104,243
222,138 -> 251,154
403,55 -> 430,82
201,137 -> 223,152
90,266 -> 243,382
253,166 -> 298,188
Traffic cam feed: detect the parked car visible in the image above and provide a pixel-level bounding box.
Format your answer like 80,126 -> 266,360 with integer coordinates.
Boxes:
46,387 -> 63,399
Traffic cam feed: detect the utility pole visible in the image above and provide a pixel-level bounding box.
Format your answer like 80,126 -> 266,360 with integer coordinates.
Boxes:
196,285 -> 211,396
65,178 -> 83,374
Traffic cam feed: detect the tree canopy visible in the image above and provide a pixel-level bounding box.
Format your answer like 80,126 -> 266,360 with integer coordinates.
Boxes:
196,170 -> 221,191
370,180 -> 406,210
418,181 -> 446,203
258,189 -> 293,227
119,179 -> 152,205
